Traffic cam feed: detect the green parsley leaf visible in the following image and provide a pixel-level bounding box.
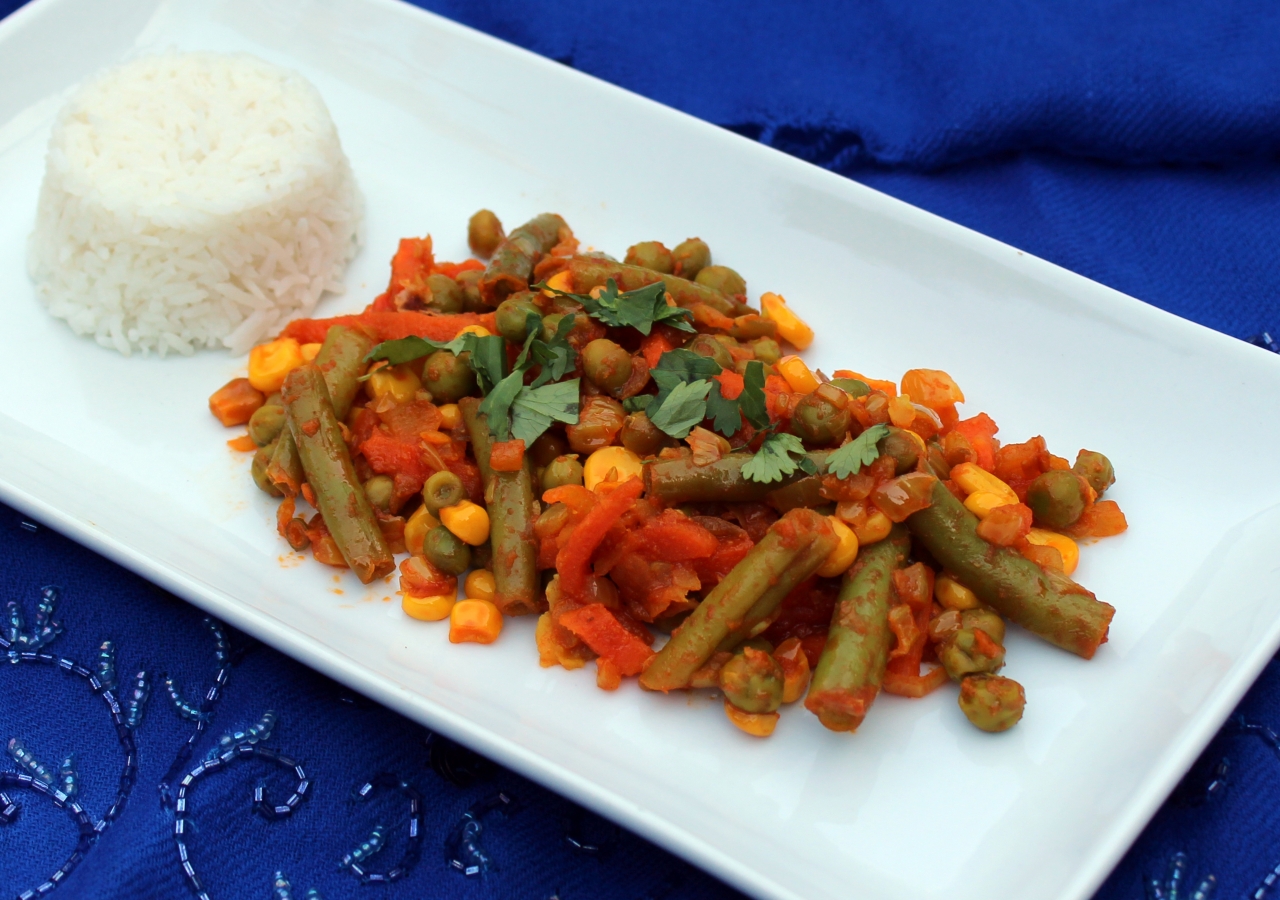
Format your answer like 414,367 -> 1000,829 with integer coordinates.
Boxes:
742,432 -> 810,484
652,348 -> 722,382
738,360 -> 771,430
511,378 -> 581,446
826,424 -> 891,479
538,278 -> 695,335
476,367 -> 525,442
528,313 -> 577,388
705,381 -> 743,437
366,332 -> 508,393
366,333 -> 467,366
647,379 -> 712,439
623,395 -> 653,414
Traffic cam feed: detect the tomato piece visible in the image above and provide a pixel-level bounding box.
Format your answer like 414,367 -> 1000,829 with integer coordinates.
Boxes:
556,477 -> 644,599
950,413 -> 999,471
557,603 -> 655,676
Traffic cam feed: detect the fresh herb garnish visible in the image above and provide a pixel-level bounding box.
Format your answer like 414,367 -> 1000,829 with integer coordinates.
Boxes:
475,327 -> 582,445
741,432 -> 817,484
365,331 -> 508,393
538,278 -> 695,335
826,424 -> 890,479
647,379 -> 713,439
511,378 -> 581,446
704,360 -> 770,438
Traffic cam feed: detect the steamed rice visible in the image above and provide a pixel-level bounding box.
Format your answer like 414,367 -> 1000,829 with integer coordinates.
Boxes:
28,52 -> 362,356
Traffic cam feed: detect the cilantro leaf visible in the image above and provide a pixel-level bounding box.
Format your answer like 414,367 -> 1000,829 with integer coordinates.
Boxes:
366,332 -> 507,393
476,367 -> 525,442
826,424 -> 891,479
738,361 -> 771,430
366,333 -> 467,366
706,381 -> 744,437
538,278 -> 695,335
742,432 -> 810,484
653,348 -> 722,381
623,395 -> 653,414
467,334 -> 509,394
647,379 -> 712,439
528,313 -> 577,388
511,378 -> 581,446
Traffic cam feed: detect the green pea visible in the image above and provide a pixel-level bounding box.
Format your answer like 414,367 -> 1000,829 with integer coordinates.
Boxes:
455,269 -> 487,312
495,292 -> 542,343
1073,450 -> 1115,496
620,411 -> 667,456
422,350 -> 477,403
961,608 -> 1005,646
423,525 -> 471,576
958,674 -> 1025,732
719,647 -> 784,714
750,337 -> 781,366
541,455 -> 584,492
471,540 -> 494,571
363,475 -> 395,512
938,628 -> 1006,681
528,431 -> 569,468
425,274 -> 465,314
423,470 -> 466,515
247,403 -> 286,447
468,209 -> 505,258
251,442 -> 283,497
830,377 -> 870,398
686,334 -> 732,371
1026,470 -> 1088,529
791,383 -> 851,447
624,241 -> 674,274
880,426 -> 921,475
582,338 -> 633,395
694,264 -> 746,297
671,238 -> 711,279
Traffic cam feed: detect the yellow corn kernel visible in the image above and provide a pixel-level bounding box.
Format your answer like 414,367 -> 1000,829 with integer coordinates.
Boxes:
366,365 -> 422,405
449,598 -> 503,644
459,324 -> 491,338
247,337 -> 305,393
437,403 -> 462,430
464,569 -> 497,604
1026,528 -> 1079,575
403,505 -> 440,557
759,292 -> 814,350
887,394 -> 916,428
535,612 -> 590,670
543,270 -> 573,293
935,575 -> 981,611
817,517 -> 860,578
950,463 -> 1018,504
440,500 -> 491,546
776,355 -> 820,394
851,510 -> 892,545
583,446 -> 644,491
300,342 -> 322,361
724,700 -> 778,737
402,593 -> 455,622
964,490 -> 1012,520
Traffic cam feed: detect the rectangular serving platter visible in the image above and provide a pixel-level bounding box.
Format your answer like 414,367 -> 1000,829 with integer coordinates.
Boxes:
3,1 -> 1280,898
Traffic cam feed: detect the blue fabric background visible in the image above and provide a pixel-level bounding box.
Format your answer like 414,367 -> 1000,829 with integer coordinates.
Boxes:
2,1 -> 1278,897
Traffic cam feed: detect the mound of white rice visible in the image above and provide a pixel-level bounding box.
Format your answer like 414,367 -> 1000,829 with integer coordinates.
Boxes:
28,52 -> 362,356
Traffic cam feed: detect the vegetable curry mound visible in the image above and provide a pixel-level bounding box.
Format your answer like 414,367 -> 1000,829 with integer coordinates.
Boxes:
209,210 -> 1127,738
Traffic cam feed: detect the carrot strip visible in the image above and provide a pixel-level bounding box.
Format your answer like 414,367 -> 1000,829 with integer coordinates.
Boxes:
556,477 -> 644,599
281,310 -> 497,345
558,603 -> 655,676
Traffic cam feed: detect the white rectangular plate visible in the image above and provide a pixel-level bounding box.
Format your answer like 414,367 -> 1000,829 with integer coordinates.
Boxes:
3,2 -> 1280,898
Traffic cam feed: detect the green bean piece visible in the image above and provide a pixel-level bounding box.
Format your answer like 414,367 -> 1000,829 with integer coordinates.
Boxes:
791,383 -> 851,447
804,527 -> 910,732
424,274 -> 466,314
251,442 -> 284,497
906,480 -> 1115,658
461,397 -> 541,615
720,647 -> 784,713
424,525 -> 472,575
541,455 -> 584,492
564,257 -> 736,316
671,238 -> 711,279
282,364 -> 394,584
495,292 -> 543,343
750,337 -> 781,365
624,241 -> 674,274
640,509 -> 834,691
644,450 -> 832,505
686,334 -> 733,370
363,475 -> 395,512
1026,470 -> 1088,529
468,209 -> 505,258
880,426 -> 922,475
423,349 -> 477,403
715,525 -> 839,652
423,470 -> 467,515
1073,450 -> 1115,495
480,212 -> 567,305
620,411 -> 667,456
266,426 -> 305,496
694,265 -> 746,297
764,475 -> 826,512
958,674 -> 1025,732
456,269 -> 488,312
582,338 -> 633,395
248,403 -> 286,447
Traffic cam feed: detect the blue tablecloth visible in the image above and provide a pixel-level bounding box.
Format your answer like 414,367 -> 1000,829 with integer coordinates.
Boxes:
3,1 -> 1279,898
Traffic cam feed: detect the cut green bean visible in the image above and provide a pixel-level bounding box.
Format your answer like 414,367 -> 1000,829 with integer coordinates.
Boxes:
282,363 -> 393,584
907,480 -> 1114,658
804,527 -> 910,732
480,213 -> 568,305
461,397 -> 541,615
645,450 -> 832,505
564,257 -> 737,316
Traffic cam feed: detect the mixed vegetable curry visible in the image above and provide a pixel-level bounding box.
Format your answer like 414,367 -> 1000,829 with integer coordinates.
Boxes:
209,210 -> 1127,737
